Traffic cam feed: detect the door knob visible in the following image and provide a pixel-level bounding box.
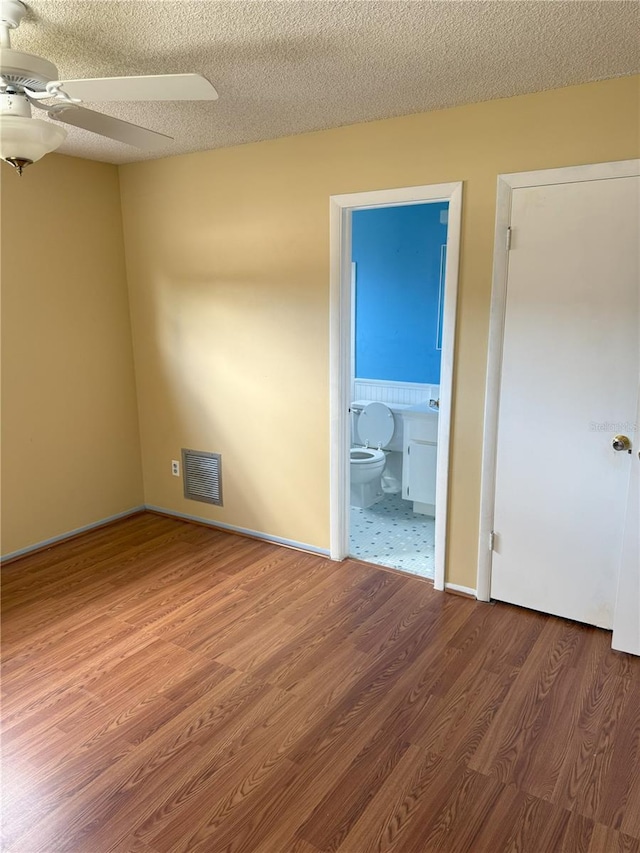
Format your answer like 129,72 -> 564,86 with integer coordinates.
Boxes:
612,435 -> 632,452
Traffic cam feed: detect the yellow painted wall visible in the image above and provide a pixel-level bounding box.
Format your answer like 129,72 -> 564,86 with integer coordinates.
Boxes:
1,154 -> 143,556
118,76 -> 637,587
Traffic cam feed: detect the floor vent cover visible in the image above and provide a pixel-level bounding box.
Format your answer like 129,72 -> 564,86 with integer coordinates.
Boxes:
182,449 -> 223,506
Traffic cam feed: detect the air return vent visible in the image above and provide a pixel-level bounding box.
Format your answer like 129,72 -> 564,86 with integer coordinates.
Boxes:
182,449 -> 223,506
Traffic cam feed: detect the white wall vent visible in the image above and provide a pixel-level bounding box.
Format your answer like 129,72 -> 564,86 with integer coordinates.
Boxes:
182,449 -> 223,506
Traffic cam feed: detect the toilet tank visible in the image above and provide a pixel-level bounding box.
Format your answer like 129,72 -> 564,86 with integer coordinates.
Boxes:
351,400 -> 409,452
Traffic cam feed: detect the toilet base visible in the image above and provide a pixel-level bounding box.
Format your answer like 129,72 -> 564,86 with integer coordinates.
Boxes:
350,477 -> 384,509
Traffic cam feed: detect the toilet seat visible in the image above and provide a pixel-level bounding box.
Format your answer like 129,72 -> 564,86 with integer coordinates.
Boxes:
350,447 -> 385,464
357,402 -> 394,449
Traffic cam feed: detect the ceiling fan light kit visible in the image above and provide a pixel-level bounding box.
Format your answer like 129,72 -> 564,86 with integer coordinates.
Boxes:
0,111 -> 66,174
0,0 -> 218,175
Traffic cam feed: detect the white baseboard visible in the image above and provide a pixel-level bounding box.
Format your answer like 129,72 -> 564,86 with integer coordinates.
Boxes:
3,506 -> 476,592
145,505 -> 331,557
445,582 -> 477,598
1,506 -> 146,563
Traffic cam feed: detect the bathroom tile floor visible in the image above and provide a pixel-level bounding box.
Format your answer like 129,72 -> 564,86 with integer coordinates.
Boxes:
349,491 -> 435,579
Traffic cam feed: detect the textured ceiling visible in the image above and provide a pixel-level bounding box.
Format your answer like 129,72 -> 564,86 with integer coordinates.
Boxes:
6,0 -> 640,164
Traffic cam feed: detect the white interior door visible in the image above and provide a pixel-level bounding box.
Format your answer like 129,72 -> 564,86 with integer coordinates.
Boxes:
612,383 -> 640,654
491,174 -> 639,628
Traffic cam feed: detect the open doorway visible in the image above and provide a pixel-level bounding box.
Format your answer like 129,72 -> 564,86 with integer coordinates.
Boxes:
330,182 -> 463,591
348,203 -> 447,577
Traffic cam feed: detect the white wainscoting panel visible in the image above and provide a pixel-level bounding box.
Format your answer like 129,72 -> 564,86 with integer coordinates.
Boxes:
353,379 -> 438,406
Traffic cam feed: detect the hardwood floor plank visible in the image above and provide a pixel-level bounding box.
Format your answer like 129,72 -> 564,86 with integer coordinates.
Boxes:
349,577 -> 443,656
599,676 -> 640,838
11,669 -> 271,851
133,687 -> 322,850
283,633 -> 370,710
72,686 -> 298,853
401,765 -> 504,853
278,559 -> 377,629
2,512 -> 639,852
558,811 -> 597,852
107,839 -> 159,853
297,733 -> 411,851
497,790 -> 573,851
588,823 -> 640,852
335,746 -> 450,852
552,649 -> 632,826
468,617 -> 590,784
278,841 -> 322,853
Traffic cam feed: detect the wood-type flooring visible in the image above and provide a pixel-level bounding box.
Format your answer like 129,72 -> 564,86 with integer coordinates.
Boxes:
2,512 -> 639,852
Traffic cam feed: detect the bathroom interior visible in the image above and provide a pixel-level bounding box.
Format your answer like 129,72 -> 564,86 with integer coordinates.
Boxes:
349,201 -> 448,579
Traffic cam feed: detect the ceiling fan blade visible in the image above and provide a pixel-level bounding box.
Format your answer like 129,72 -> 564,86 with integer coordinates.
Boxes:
53,74 -> 218,103
50,105 -> 172,149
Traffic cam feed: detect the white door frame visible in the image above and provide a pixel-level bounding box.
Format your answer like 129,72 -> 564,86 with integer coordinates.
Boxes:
612,380 -> 640,655
329,181 -> 463,591
477,159 -> 640,602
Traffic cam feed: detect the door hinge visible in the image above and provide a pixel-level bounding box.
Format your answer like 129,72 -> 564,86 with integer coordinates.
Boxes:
506,227 -> 512,251
407,486 -> 410,497
407,445 -> 410,455
489,531 -> 496,551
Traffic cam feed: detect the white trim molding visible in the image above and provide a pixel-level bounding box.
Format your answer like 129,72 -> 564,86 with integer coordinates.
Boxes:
0,506 -> 145,563
2,504 -> 332,566
445,583 -> 477,598
330,181 -> 463,592
146,506 -> 331,556
477,159 -> 640,603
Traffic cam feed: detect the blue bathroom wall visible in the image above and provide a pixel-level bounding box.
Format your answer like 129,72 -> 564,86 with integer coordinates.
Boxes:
352,202 -> 448,384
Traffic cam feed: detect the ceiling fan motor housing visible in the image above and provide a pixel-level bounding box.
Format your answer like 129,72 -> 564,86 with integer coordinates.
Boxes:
1,0 -> 57,92
0,48 -> 58,93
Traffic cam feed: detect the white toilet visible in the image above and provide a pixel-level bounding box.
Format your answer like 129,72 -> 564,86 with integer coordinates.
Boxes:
350,401 -> 402,508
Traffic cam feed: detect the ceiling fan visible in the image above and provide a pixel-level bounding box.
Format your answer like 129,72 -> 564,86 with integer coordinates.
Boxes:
0,0 -> 218,174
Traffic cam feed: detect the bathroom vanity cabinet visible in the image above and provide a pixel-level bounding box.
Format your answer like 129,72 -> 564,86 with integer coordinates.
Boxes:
402,408 -> 438,516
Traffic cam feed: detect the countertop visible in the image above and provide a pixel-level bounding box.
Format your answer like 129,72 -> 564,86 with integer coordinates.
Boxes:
404,403 -> 440,417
